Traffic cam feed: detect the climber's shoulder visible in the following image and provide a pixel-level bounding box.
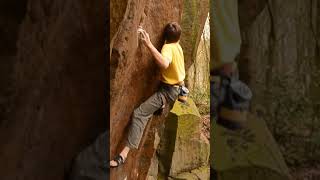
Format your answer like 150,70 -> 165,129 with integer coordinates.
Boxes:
162,43 -> 175,48
163,43 -> 183,52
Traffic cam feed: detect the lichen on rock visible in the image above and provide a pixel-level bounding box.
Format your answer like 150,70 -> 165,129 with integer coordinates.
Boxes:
156,99 -> 210,179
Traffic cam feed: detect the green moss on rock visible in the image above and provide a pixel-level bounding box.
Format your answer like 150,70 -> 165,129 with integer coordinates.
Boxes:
180,0 -> 209,69
170,98 -> 201,117
157,98 -> 209,178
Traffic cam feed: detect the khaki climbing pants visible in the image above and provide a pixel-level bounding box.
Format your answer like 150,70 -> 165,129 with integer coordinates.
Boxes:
210,0 -> 241,72
127,83 -> 179,149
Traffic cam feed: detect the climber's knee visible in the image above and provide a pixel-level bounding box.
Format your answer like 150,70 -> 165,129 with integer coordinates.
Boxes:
132,106 -> 150,128
133,107 -> 141,117
126,140 -> 138,150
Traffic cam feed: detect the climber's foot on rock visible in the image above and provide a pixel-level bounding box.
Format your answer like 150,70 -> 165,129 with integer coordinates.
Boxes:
109,154 -> 126,168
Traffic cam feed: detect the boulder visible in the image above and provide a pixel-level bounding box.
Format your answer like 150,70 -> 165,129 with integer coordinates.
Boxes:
156,98 -> 210,179
173,166 -> 210,180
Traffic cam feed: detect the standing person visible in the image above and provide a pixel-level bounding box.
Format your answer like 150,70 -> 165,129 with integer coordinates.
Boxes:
210,2 -> 242,177
210,0 -> 267,121
210,0 -> 268,179
210,0 -> 242,121
110,22 -> 185,168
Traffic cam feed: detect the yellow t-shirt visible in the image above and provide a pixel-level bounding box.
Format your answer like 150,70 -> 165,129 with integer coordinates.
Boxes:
160,43 -> 185,85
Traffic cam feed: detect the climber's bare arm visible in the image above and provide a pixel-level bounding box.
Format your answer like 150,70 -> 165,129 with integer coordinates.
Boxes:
139,28 -> 169,69
146,43 -> 170,69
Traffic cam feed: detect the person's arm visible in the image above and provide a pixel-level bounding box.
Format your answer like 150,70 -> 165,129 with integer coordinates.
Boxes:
139,28 -> 170,69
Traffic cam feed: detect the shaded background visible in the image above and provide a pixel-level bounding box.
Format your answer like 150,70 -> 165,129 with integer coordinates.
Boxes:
0,1 -> 107,179
238,0 -> 320,178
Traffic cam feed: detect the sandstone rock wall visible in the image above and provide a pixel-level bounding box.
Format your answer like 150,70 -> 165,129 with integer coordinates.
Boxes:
110,1 -> 183,179
0,1 -> 107,180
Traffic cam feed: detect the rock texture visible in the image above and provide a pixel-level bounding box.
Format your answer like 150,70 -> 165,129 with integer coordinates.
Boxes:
110,1 -> 183,179
0,1 -> 107,180
180,0 -> 209,70
187,25 -> 210,97
155,99 -> 209,179
110,0 -> 208,179
238,0 -> 320,172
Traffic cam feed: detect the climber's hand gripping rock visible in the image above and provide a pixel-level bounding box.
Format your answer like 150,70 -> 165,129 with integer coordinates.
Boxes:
137,26 -> 170,69
138,26 -> 152,47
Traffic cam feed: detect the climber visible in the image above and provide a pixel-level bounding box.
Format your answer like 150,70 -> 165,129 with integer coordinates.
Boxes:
109,22 -> 185,168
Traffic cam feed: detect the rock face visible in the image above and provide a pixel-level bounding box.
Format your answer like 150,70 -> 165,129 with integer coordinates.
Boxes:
110,0 -> 208,179
110,1 -> 183,179
187,24 -> 210,97
154,99 -> 209,179
238,0 -> 320,171
0,1 -> 107,180
180,0 -> 210,70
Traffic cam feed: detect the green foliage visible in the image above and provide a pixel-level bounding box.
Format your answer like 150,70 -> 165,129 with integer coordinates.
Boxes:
190,87 -> 210,115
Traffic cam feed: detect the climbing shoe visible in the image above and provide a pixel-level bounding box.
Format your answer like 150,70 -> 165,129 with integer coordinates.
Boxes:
109,154 -> 126,168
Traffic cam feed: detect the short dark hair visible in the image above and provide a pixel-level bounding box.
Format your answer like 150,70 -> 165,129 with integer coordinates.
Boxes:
164,22 -> 181,43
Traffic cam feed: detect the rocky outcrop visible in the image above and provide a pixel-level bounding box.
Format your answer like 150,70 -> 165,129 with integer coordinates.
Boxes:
110,0 -> 208,179
110,1 -> 184,179
238,0 -> 320,171
0,1 -> 107,180
180,0 -> 210,70
187,22 -> 210,97
149,99 -> 209,179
